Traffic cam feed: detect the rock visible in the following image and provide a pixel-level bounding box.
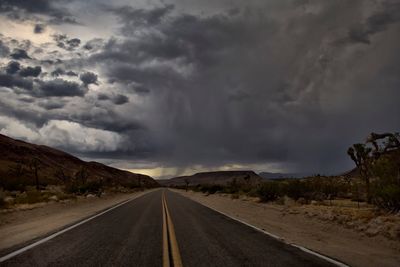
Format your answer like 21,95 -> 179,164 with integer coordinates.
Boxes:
49,195 -> 59,202
4,196 -> 15,204
86,194 -> 96,198
365,227 -> 380,237
297,198 -> 307,205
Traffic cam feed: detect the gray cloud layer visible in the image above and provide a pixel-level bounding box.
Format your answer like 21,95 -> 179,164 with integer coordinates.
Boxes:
0,0 -> 399,175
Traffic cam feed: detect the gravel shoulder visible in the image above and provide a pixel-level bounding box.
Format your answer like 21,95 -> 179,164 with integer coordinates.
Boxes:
0,190 -> 154,252
173,189 -> 400,267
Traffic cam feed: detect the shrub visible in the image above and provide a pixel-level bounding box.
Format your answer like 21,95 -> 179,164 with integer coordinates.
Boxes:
372,184 -> 400,212
14,190 -> 49,204
257,182 -> 282,202
198,184 -> 223,194
65,180 -> 103,195
284,180 -> 307,200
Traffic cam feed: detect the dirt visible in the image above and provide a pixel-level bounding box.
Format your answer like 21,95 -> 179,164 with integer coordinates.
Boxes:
174,190 -> 400,267
0,190 -> 153,252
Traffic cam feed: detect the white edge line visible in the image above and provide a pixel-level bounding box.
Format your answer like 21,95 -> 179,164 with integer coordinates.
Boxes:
176,192 -> 349,267
0,190 -> 155,263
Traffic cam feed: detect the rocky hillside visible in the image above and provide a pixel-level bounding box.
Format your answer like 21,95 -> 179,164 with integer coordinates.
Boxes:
159,170 -> 263,187
0,134 -> 159,189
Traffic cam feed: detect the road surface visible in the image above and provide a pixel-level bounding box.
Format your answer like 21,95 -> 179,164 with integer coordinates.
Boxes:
0,189 -> 339,266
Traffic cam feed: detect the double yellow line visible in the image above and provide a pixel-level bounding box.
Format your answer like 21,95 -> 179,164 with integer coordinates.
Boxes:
162,191 -> 183,267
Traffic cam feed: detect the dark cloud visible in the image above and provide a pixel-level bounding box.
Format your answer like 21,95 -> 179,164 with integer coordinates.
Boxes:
5,61 -> 21,74
36,79 -> 87,97
83,38 -> 104,51
97,93 -> 129,105
0,40 -> 10,56
66,70 -> 78,76
97,93 -> 110,100
10,49 -> 30,59
86,1 -> 400,173
0,0 -> 399,175
133,85 -> 150,94
19,66 -> 41,77
109,4 -> 174,30
53,34 -> 81,50
51,68 -> 78,77
112,94 -> 129,105
0,73 -> 33,90
33,24 -> 45,34
51,68 -> 65,77
0,0 -> 78,24
38,100 -> 65,110
347,2 -> 400,44
80,71 -> 98,85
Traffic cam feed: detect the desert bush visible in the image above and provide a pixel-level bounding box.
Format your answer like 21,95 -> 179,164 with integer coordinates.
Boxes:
65,180 -> 103,195
197,184 -> 223,194
0,173 -> 26,191
257,182 -> 282,202
14,190 -> 50,204
284,180 -> 312,201
372,185 -> 400,212
370,154 -> 400,211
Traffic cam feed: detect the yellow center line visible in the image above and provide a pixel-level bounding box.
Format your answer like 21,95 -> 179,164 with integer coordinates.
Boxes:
162,192 -> 170,267
162,191 -> 183,267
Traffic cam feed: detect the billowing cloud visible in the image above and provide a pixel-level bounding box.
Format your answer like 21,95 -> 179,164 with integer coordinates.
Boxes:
34,24 -> 46,34
0,40 -> 10,56
52,34 -> 81,50
0,0 -> 399,177
36,79 -> 87,97
80,71 -> 98,85
97,93 -> 129,105
0,0 -> 78,24
5,61 -> 20,74
19,66 -> 42,77
10,49 -> 30,59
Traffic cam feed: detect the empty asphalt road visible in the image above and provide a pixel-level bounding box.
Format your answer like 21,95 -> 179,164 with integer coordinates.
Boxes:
0,189 -> 340,267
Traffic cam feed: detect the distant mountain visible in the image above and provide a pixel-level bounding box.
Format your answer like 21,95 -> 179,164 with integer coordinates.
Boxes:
159,170 -> 263,187
0,134 -> 159,189
258,172 -> 311,179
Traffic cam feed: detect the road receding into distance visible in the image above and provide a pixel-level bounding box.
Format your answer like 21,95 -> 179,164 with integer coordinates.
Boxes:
0,189 -> 345,267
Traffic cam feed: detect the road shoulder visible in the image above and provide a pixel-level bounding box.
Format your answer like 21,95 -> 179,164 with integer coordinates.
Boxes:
173,189 -> 400,267
0,189 -> 157,253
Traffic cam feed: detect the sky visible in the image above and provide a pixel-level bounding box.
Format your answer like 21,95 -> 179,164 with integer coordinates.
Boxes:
0,0 -> 399,178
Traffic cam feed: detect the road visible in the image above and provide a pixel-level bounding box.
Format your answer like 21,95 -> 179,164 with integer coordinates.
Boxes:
0,189 -> 339,267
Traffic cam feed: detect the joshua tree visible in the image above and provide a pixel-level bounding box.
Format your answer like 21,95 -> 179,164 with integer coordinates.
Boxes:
347,143 -> 373,203
29,158 -> 41,190
366,132 -> 400,154
347,132 -> 400,203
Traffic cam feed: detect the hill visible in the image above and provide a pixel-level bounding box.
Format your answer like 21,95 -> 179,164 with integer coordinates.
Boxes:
159,170 -> 263,187
0,134 -> 159,190
258,172 -> 311,179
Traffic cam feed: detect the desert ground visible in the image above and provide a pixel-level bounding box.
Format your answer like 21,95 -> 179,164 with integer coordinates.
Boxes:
173,189 -> 400,267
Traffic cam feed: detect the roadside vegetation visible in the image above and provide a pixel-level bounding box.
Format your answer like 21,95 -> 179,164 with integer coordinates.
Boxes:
175,132 -> 400,213
0,164 -> 150,209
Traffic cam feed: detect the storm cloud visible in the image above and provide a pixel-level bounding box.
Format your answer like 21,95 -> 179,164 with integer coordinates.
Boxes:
0,0 -> 399,177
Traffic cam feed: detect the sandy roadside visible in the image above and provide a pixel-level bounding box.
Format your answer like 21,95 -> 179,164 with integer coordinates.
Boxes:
0,189 -> 156,252
173,189 -> 400,267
